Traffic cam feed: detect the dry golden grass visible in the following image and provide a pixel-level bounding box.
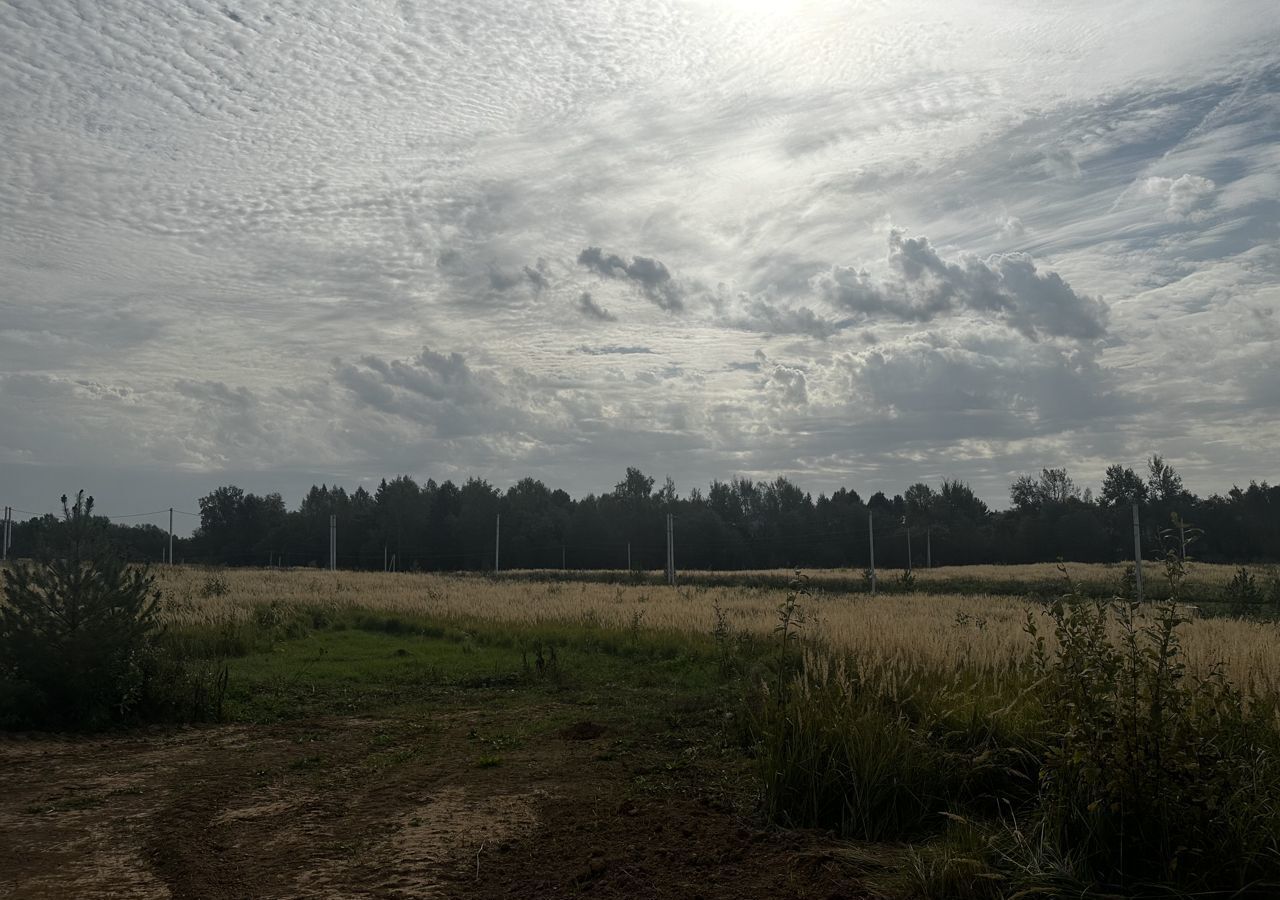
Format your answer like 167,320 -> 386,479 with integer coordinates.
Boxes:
650,560 -> 1249,589
153,565 -> 1280,699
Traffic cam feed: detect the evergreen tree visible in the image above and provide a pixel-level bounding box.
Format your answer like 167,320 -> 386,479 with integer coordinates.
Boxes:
1,491 -> 163,729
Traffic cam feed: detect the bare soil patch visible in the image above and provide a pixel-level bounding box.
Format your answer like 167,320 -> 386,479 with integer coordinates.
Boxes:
1,699 -> 867,899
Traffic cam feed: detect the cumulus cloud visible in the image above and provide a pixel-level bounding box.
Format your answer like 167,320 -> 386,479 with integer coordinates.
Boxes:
1142,174 -> 1216,220
491,259 -> 551,292
765,363 -> 809,407
720,294 -> 842,339
577,246 -> 685,312
576,291 -> 617,322
812,231 -> 1109,341
336,347 -> 485,409
997,215 -> 1026,240
796,328 -> 1129,455
173,378 -> 269,456
523,263 -> 550,291
332,345 -> 551,446
174,379 -> 258,411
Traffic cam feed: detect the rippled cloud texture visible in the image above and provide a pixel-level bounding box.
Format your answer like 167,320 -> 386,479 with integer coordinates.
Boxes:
2,0 -> 1278,517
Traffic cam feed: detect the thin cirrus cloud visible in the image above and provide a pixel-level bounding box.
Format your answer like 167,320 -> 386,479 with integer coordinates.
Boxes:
0,0 -> 1278,519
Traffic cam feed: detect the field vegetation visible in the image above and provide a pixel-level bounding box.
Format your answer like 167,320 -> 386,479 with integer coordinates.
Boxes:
5,549 -> 1280,897
152,564 -> 1280,697
156,562 -> 1280,896
493,559 -> 1277,606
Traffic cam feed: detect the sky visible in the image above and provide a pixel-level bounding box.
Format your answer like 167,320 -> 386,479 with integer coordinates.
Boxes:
2,0 -> 1278,533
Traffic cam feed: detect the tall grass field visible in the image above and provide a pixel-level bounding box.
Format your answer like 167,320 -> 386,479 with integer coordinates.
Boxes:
7,560 -> 1280,897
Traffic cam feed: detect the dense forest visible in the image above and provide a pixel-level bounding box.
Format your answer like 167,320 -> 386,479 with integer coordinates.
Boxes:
5,457 -> 1278,569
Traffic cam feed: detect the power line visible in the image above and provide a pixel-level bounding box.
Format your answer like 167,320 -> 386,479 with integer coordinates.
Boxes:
99,509 -> 170,520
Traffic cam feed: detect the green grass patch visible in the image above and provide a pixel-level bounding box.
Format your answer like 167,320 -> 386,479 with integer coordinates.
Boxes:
212,605 -> 733,724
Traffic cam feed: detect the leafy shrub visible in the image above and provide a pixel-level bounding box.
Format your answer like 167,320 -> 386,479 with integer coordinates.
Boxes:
199,575 -> 230,598
254,600 -> 289,629
0,492 -> 225,730
751,563 -> 1280,895
1022,575 -> 1280,891
1115,563 -> 1137,600
520,641 -> 560,681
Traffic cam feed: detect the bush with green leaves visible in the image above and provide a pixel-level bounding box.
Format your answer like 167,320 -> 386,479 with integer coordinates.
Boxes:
1024,588 -> 1280,890
0,491 -> 224,730
751,561 -> 1280,897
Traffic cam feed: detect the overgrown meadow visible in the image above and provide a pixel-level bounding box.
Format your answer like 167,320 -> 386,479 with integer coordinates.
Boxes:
6,559 -> 1280,897
139,562 -> 1280,896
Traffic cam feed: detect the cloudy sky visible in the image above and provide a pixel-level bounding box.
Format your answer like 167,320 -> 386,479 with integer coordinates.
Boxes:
2,0 -> 1278,528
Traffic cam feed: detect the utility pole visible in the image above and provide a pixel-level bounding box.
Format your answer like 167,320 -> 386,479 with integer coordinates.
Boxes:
494,513 -> 500,572
627,541 -> 631,572
868,511 -> 876,595
168,508 -> 174,566
561,545 -> 565,571
2,506 -> 9,562
904,517 -> 912,573
329,514 -> 336,571
926,526 -> 932,568
383,544 -> 387,572
1132,502 -> 1144,602
665,513 -> 676,586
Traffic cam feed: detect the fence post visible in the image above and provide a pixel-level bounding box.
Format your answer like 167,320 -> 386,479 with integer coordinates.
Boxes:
868,511 -> 876,595
1132,502 -> 1143,602
665,513 -> 677,586
665,517 -> 675,588
329,514 -> 336,571
905,518 -> 913,573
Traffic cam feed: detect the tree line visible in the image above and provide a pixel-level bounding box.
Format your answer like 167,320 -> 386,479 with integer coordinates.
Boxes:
5,456 -> 1277,569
